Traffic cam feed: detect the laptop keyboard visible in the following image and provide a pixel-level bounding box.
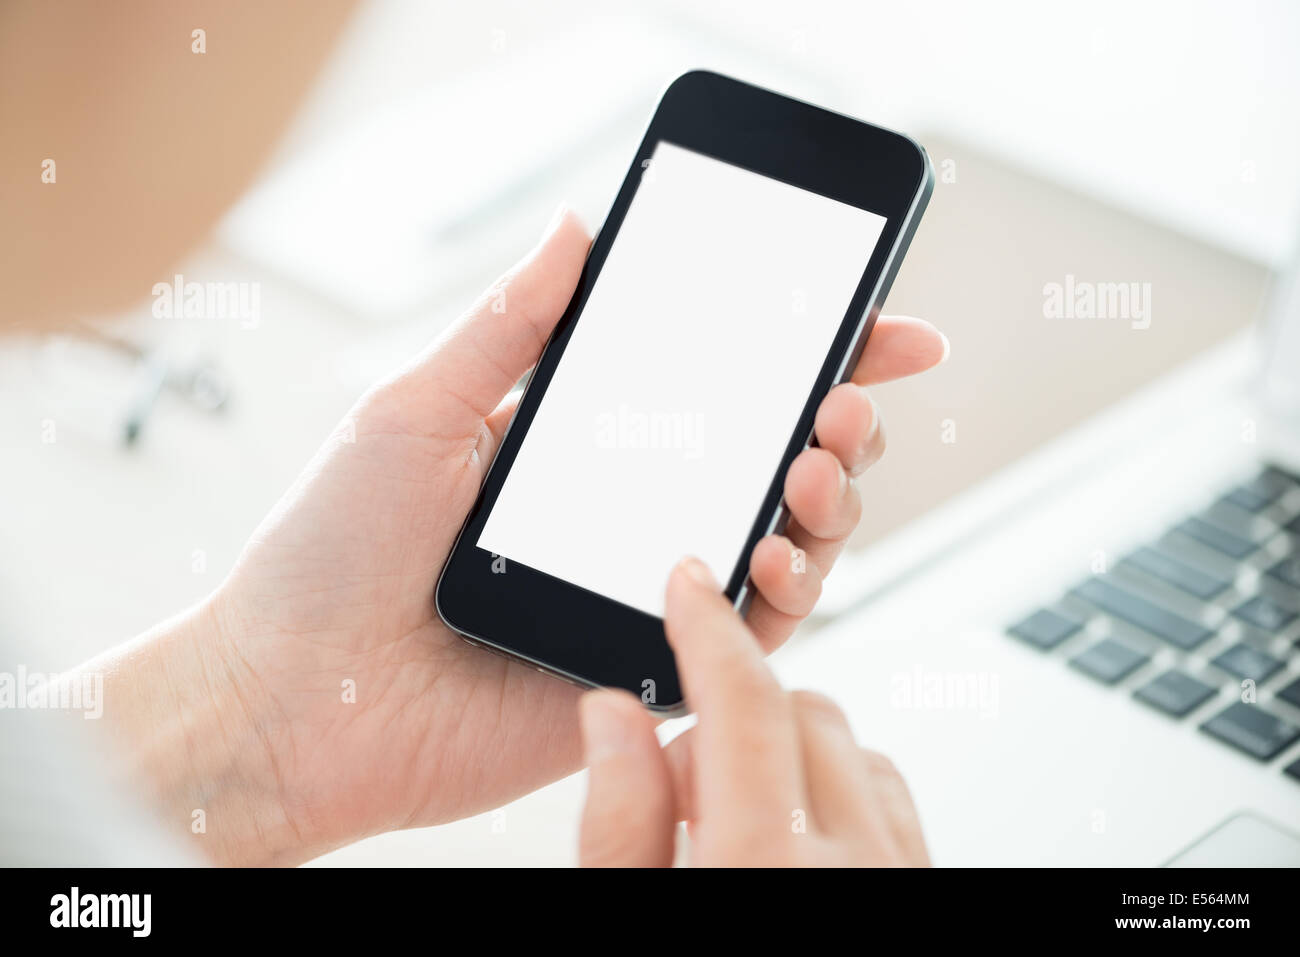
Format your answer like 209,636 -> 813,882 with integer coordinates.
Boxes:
1008,465 -> 1300,782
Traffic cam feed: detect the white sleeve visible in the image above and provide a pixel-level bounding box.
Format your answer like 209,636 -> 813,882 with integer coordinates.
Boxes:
1,695 -> 196,866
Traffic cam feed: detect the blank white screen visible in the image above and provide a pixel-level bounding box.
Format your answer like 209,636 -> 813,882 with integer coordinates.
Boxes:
478,141 -> 886,617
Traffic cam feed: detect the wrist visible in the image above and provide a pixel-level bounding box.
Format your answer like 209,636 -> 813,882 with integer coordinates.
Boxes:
77,594 -> 312,865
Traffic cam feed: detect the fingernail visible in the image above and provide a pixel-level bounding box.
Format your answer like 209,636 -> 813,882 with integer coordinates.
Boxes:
540,203 -> 569,241
863,394 -> 882,442
938,331 -> 951,363
677,556 -> 717,589
581,692 -> 635,765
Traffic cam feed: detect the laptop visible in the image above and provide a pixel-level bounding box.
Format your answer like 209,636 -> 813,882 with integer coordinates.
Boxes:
772,141 -> 1300,866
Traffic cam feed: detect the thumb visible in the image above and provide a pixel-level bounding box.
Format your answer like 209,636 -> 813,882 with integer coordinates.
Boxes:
393,206 -> 590,436
578,690 -> 676,868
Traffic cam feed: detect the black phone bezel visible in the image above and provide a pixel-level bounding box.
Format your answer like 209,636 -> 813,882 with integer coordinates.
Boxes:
436,70 -> 933,711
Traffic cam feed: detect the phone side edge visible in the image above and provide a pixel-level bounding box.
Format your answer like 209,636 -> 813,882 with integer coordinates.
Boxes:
733,139 -> 934,618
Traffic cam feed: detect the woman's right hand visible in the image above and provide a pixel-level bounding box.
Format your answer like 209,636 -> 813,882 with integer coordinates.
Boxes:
578,557 -> 930,867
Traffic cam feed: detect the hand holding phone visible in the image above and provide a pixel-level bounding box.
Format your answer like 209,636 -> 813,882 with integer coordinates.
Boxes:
63,73 -> 944,865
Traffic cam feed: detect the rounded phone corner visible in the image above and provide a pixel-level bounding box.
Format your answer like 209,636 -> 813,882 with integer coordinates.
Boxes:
432,565 -> 461,634
880,127 -> 933,200
646,697 -> 690,718
657,68 -> 722,109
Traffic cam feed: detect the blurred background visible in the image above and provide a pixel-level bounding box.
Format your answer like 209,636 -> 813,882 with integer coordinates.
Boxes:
1,0 -> 1298,864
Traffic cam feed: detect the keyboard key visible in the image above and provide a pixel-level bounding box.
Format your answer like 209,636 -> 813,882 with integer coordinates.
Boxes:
1277,676 -> 1300,711
1134,669 -> 1217,717
1286,757 -> 1300,783
1071,578 -> 1214,649
1069,639 -> 1149,685
1267,556 -> 1300,591
1200,702 -> 1300,760
1206,502 -> 1266,539
1177,516 -> 1257,558
1232,595 -> 1298,633
1223,469 -> 1293,512
1287,513 -> 1300,536
1210,643 -> 1285,683
1008,608 -> 1083,650
1223,488 -> 1270,512
1120,546 -> 1230,600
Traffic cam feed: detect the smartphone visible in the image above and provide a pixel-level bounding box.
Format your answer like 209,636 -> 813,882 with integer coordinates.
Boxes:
437,70 -> 933,711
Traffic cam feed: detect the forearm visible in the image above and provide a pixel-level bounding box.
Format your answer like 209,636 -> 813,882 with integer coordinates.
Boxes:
67,598 -> 308,866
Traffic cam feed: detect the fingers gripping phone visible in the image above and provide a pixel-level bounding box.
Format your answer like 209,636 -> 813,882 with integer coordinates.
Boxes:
437,71 -> 932,712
